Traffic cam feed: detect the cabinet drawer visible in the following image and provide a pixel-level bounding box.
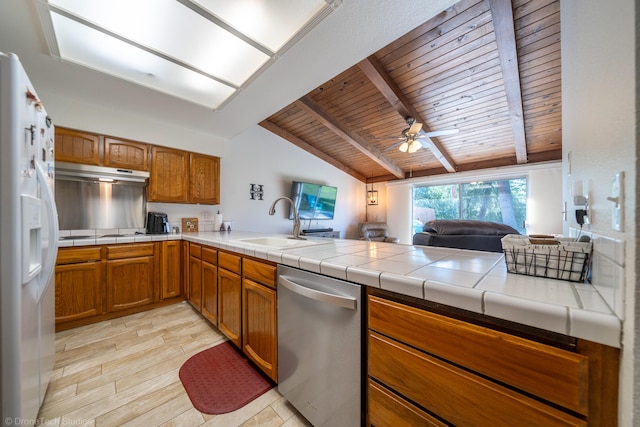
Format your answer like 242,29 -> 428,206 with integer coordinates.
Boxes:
243,258 -> 276,289
106,243 -> 154,260
369,332 -> 585,427
189,243 -> 201,259
368,295 -> 588,414
56,247 -> 102,264
368,379 -> 447,427
219,251 -> 241,274
201,246 -> 217,265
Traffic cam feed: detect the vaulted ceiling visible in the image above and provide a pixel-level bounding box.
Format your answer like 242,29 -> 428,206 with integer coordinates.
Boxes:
260,0 -> 561,183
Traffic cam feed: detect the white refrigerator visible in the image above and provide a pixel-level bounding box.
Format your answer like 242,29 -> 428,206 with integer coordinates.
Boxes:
0,52 -> 58,422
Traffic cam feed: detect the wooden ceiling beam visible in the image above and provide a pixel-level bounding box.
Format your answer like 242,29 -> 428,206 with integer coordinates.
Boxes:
489,0 -> 528,164
295,96 -> 405,179
259,119 -> 368,182
357,55 -> 458,173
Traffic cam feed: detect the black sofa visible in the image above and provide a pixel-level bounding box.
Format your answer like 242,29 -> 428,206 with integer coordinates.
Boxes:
412,219 -> 519,253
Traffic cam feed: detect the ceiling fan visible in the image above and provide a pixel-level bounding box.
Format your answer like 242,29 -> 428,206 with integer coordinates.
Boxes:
386,117 -> 459,153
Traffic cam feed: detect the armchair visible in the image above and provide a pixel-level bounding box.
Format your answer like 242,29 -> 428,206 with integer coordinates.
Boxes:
358,222 -> 399,243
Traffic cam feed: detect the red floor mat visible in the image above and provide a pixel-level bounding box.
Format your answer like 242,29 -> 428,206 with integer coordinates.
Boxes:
179,341 -> 274,414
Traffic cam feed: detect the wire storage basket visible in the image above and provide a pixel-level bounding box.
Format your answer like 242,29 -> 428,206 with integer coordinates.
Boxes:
501,235 -> 592,282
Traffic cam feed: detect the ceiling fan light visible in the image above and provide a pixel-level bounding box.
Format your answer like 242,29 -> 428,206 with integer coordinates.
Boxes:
399,141 -> 409,152
408,139 -> 422,153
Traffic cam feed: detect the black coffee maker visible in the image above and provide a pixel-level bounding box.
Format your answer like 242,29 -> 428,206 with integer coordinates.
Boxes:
146,212 -> 169,234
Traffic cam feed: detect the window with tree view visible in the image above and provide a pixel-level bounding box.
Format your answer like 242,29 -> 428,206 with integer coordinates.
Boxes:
412,177 -> 527,234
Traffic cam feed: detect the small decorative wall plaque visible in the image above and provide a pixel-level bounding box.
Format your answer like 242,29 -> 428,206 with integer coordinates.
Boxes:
250,184 -> 264,200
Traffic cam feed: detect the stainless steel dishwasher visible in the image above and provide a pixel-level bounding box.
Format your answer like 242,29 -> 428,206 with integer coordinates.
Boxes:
277,265 -> 363,427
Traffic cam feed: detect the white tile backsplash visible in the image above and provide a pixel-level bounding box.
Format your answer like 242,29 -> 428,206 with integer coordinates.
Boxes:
590,233 -> 625,319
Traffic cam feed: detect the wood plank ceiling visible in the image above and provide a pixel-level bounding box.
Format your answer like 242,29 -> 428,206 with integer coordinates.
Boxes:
260,0 -> 561,183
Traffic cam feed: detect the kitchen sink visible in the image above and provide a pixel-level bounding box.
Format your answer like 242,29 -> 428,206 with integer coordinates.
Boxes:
237,237 -> 329,250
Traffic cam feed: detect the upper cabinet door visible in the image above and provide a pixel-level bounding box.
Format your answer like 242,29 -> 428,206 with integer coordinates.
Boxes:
148,146 -> 189,202
189,153 -> 220,205
104,137 -> 149,171
55,128 -> 101,165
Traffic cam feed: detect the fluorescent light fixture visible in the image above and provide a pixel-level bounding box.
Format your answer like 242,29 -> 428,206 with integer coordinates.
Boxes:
37,0 -> 337,109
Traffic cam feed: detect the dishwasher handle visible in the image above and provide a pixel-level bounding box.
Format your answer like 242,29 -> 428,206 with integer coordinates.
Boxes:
279,275 -> 357,310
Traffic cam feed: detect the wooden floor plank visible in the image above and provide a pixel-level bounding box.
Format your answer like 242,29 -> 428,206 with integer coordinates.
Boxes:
38,303 -> 310,426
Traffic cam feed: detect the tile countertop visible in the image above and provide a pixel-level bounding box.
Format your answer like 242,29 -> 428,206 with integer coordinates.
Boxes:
59,230 -> 621,348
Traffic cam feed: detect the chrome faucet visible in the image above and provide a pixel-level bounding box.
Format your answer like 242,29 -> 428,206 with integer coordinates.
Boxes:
269,196 -> 305,240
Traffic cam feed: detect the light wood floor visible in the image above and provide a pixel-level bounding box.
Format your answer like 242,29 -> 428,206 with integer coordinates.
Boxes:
38,302 -> 312,426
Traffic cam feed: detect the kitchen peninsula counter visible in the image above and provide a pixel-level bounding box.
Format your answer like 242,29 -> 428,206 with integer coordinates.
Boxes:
59,230 -> 621,348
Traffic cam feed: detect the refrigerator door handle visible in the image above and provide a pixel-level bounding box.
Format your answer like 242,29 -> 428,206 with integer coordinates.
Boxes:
279,275 -> 357,310
35,162 -> 58,298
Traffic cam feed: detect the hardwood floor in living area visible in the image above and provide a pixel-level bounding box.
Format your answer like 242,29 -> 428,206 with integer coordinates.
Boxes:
38,302 -> 311,426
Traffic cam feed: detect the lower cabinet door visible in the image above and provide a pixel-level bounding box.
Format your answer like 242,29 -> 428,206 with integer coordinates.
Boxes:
188,255 -> 202,311
160,240 -> 182,300
242,278 -> 277,381
106,256 -> 154,312
55,261 -> 103,324
218,268 -> 242,348
201,259 -> 218,325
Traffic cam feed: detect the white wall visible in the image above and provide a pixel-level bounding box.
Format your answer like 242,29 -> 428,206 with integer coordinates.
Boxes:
146,126 -> 367,236
219,125 -> 366,239
561,1 -> 636,424
386,162 -> 563,244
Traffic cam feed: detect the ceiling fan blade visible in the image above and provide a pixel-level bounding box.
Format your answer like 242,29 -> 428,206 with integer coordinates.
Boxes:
420,128 -> 459,138
418,137 -> 433,148
383,140 -> 404,151
408,121 -> 422,135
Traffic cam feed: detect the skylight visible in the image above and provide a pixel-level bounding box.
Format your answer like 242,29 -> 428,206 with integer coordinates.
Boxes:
37,0 -> 336,109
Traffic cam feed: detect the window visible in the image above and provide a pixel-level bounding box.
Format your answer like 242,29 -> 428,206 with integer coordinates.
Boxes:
412,177 -> 527,234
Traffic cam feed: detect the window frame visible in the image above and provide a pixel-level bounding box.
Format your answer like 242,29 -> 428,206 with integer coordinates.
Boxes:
412,175 -> 528,234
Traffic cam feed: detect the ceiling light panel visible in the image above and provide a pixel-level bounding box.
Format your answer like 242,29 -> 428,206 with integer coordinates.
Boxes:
192,0 -> 328,52
51,12 -> 235,108
42,0 -> 335,109
49,0 -> 269,86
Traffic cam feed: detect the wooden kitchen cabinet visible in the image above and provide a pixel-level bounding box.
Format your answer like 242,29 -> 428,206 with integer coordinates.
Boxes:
159,240 -> 182,300
201,247 -> 218,325
367,291 -> 619,427
188,243 -> 202,311
242,258 -> 277,382
55,127 -> 150,171
104,136 -> 149,171
189,153 -> 220,204
148,146 -> 189,202
217,251 -> 242,348
105,243 -> 155,312
55,247 -> 103,325
54,127 -> 101,165
55,242 -> 183,331
148,147 -> 220,204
